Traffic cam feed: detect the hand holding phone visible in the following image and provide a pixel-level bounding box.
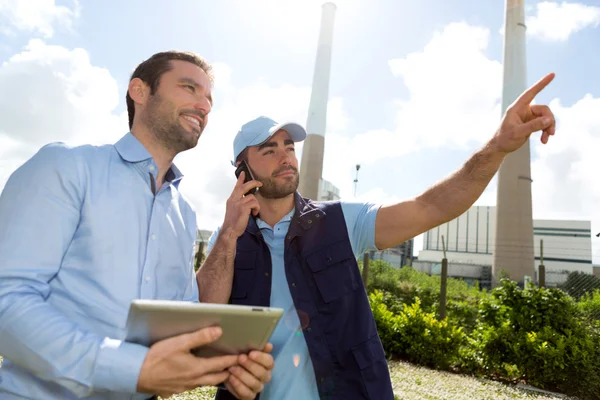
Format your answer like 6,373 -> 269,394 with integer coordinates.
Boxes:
235,160 -> 259,196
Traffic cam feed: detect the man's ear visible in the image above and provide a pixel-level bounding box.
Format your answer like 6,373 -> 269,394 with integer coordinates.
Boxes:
128,78 -> 149,106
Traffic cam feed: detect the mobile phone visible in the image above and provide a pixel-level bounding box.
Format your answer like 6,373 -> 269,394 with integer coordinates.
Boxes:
235,160 -> 258,196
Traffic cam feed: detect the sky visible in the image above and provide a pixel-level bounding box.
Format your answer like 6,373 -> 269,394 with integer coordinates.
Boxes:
1,0 -> 599,261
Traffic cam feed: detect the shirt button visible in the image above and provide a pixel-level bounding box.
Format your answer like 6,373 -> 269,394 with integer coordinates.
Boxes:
291,282 -> 296,287
145,276 -> 151,282
265,272 -> 269,277
149,165 -> 155,171
151,234 -> 156,240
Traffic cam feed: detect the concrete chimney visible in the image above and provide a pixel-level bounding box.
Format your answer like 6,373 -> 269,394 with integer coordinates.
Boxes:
492,0 -> 535,285
299,2 -> 337,200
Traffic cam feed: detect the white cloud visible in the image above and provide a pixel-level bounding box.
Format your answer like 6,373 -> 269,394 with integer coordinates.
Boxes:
389,22 -> 503,151
530,94 -> 600,262
526,1 -> 600,42
0,39 -> 125,145
531,94 -> 600,218
0,0 -> 80,38
0,39 -> 126,189
324,22 -> 503,185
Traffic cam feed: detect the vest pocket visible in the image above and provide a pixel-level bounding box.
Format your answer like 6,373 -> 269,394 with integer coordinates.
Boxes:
231,251 -> 256,300
306,240 -> 358,303
351,333 -> 393,399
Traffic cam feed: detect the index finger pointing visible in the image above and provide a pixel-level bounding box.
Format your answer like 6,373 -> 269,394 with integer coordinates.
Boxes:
514,72 -> 555,108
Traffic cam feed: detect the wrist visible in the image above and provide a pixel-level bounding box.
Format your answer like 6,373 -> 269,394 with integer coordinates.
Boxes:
486,135 -> 510,156
218,227 -> 240,245
482,137 -> 509,161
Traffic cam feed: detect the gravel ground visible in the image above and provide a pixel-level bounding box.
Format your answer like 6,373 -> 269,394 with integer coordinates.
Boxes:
0,356 -> 572,399
164,360 -> 572,400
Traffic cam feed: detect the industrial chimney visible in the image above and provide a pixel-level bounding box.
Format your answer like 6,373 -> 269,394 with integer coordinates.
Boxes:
492,0 -> 535,285
298,2 -> 337,200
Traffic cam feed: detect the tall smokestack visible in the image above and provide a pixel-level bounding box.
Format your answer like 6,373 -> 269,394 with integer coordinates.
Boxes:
299,2 -> 337,200
492,0 -> 535,285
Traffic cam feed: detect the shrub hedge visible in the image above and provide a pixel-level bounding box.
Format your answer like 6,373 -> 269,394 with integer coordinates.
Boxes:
365,262 -> 600,400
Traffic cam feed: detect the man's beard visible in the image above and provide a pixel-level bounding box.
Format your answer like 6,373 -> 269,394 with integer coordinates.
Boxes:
255,166 -> 300,199
141,93 -> 204,153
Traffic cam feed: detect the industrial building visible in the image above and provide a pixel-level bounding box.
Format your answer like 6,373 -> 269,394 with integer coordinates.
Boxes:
317,178 -> 340,201
413,206 -> 593,289
369,239 -> 414,269
194,229 -> 213,260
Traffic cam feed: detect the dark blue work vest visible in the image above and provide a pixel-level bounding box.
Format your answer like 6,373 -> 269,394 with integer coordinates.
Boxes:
215,194 -> 394,400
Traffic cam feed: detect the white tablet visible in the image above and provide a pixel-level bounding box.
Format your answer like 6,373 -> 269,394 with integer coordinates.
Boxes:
124,299 -> 284,357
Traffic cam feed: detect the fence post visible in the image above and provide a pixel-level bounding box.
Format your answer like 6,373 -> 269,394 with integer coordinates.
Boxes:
362,251 -> 370,285
539,239 -> 545,288
439,235 -> 448,320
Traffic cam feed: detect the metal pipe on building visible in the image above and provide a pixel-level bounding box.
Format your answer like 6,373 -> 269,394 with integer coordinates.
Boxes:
298,2 -> 337,200
492,0 -> 535,285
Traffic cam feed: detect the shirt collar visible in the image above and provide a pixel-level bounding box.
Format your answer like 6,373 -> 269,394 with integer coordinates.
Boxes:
115,132 -> 153,162
115,132 -> 184,183
256,208 -> 295,230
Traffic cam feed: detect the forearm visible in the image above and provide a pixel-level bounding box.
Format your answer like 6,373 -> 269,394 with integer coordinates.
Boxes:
0,286 -> 148,397
417,139 -> 506,225
196,230 -> 238,303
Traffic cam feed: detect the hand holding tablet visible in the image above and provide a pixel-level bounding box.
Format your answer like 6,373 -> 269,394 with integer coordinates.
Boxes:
127,300 -> 283,398
124,299 -> 283,357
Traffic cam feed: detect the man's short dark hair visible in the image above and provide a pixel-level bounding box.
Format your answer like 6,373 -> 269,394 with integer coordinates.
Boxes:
126,51 -> 214,129
236,147 -> 249,165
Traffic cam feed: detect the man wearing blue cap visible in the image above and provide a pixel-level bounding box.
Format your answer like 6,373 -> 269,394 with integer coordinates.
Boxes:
197,73 -> 557,399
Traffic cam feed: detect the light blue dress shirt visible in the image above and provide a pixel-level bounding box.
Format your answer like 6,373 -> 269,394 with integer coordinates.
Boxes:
207,201 -> 380,400
0,133 -> 199,400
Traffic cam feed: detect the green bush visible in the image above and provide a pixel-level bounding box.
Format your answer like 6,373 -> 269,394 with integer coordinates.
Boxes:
472,279 -> 600,399
369,290 -> 465,370
362,261 -> 485,332
363,260 -> 600,399
578,289 -> 600,321
445,297 -> 480,334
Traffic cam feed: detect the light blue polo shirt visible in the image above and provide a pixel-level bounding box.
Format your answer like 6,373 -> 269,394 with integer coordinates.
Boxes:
206,201 -> 380,400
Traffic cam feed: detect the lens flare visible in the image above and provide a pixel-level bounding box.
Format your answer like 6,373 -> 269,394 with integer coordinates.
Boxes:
284,309 -> 310,330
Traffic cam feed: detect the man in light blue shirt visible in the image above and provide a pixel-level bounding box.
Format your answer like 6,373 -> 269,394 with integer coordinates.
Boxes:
0,51 -> 273,400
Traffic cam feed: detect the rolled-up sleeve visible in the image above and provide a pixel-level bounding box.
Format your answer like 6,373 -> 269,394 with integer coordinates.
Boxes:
0,143 -> 148,397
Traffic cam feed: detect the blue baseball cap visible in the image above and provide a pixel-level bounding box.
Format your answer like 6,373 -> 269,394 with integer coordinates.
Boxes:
232,116 -> 307,165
